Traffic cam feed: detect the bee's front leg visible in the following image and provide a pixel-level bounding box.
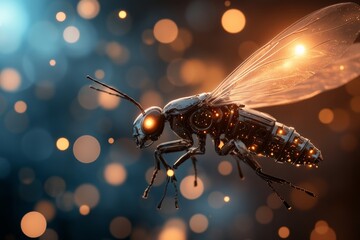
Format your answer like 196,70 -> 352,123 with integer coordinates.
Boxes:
143,139 -> 193,208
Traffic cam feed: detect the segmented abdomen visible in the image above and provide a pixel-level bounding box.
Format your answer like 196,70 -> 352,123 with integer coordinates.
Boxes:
228,107 -> 323,167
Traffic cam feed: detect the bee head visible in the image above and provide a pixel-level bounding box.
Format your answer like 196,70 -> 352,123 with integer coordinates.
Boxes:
133,106 -> 165,148
87,75 -> 165,148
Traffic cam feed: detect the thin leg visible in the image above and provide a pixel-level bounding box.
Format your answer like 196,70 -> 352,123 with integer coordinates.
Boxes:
231,154 -> 245,180
144,139 -> 193,208
191,156 -> 198,186
157,177 -> 170,209
232,139 -> 316,210
143,167 -> 159,199
143,140 -> 191,200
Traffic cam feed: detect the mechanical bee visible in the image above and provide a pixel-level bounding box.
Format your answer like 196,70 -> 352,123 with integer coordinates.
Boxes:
88,3 -> 360,209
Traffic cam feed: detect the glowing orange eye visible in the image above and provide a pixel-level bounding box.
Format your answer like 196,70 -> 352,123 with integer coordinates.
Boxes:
142,116 -> 157,133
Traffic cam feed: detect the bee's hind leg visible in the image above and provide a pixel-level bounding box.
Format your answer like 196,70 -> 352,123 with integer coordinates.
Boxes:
232,140 -> 316,210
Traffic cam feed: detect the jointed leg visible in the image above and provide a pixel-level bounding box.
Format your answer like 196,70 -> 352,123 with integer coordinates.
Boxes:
143,139 -> 192,202
231,140 -> 316,210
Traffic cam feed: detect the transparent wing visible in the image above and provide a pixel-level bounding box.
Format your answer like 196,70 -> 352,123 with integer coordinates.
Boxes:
205,3 -> 360,108
244,44 -> 360,108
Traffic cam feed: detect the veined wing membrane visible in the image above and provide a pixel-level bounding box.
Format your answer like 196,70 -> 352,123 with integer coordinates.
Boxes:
205,3 -> 360,108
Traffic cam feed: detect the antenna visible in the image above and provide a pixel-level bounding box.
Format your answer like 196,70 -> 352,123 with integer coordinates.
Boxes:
86,75 -> 145,114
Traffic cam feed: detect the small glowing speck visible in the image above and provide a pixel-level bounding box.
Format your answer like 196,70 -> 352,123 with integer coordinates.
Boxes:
14,100 -> 27,113
56,12 -> 66,22
118,10 -> 127,19
56,137 -> 70,151
224,196 -> 230,202
49,59 -> 56,66
108,138 -> 115,144
167,169 -> 175,177
95,69 -> 105,79
294,44 -> 306,56
79,205 -> 90,215
339,65 -> 345,71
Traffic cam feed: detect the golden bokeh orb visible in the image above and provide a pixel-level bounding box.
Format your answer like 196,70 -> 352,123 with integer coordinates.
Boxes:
221,9 -> 246,34
21,211 -> 47,238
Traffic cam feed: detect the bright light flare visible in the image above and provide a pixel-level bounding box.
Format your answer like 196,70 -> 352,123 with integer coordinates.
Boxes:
56,12 -> 66,22
118,10 -> 127,19
167,169 -> 175,177
49,59 -> 56,66
224,195 -> 230,202
294,44 -> 306,56
56,137 -> 70,151
143,116 -> 156,132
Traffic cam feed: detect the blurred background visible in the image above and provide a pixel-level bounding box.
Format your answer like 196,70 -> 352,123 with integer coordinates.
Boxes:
0,0 -> 359,239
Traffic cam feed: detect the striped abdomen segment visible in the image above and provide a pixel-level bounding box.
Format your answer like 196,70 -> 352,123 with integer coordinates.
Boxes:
236,108 -> 323,167
265,123 -> 323,167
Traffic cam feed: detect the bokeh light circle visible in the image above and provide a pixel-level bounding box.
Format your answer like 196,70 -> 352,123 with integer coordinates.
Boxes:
278,226 -> 290,238
104,162 -> 127,186
221,9 -> 246,34
63,26 -> 80,43
79,205 -> 90,215
56,137 -> 70,151
159,219 -> 186,240
189,214 -> 209,233
0,68 -> 21,92
318,108 -> 334,124
153,19 -> 178,44
56,12 -> 66,22
255,205 -> 273,224
35,200 -> 56,221
74,183 -> 100,208
218,160 -> 233,175
73,135 -> 101,163
180,175 -> 204,200
77,0 -> 100,19
110,216 -> 132,239
21,211 -> 47,238
14,100 -> 27,113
